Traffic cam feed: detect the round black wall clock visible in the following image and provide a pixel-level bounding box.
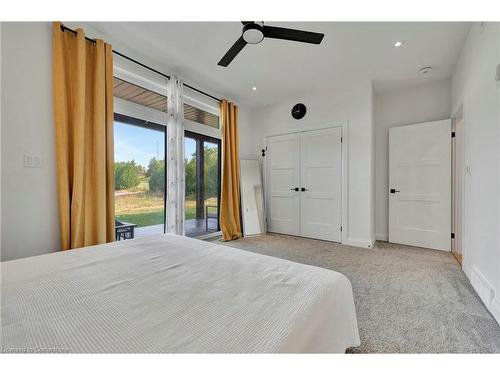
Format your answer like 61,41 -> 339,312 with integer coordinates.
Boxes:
291,103 -> 306,120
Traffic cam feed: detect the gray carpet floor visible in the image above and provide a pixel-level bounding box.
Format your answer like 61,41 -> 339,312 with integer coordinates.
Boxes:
216,234 -> 500,353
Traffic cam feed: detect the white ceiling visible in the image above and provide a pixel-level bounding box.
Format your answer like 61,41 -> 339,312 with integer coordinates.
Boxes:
88,22 -> 471,108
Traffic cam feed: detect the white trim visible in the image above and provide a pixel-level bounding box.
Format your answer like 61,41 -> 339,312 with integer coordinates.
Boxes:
376,233 -> 388,241
463,264 -> 495,311
343,237 -> 375,249
341,122 -> 349,246
114,97 -> 167,126
451,107 -> 465,262
184,118 -> 221,139
491,297 -> 500,325
461,101 -> 471,270
263,122 -> 348,245
183,91 -> 220,117
114,65 -> 168,96
263,120 -> 347,138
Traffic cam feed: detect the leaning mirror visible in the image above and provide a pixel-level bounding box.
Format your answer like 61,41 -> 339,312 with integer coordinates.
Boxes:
240,159 -> 265,236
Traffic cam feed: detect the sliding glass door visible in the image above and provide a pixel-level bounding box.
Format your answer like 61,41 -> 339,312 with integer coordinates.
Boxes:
113,77 -> 221,240
114,113 -> 166,240
114,116 -> 221,240
184,131 -> 221,237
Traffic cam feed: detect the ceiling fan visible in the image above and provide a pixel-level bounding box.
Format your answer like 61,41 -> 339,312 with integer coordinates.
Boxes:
218,22 -> 325,67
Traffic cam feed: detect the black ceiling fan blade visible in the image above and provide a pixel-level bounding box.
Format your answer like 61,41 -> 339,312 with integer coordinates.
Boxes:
218,36 -> 247,67
262,25 -> 324,44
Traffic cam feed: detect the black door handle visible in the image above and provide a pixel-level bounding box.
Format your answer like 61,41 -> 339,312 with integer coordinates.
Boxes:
390,188 -> 400,194
290,187 -> 299,191
301,187 -> 308,192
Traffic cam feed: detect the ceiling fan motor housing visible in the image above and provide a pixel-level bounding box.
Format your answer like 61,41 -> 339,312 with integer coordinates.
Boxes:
242,23 -> 264,44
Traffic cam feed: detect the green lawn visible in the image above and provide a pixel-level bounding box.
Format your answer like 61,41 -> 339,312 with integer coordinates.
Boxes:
115,180 -> 217,227
116,211 -> 165,227
116,203 -> 197,227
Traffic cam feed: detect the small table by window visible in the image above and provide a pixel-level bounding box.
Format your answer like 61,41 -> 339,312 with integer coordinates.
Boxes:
115,219 -> 137,241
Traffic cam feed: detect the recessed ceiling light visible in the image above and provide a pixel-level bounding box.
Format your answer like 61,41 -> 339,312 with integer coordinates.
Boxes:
394,41 -> 403,47
252,86 -> 257,91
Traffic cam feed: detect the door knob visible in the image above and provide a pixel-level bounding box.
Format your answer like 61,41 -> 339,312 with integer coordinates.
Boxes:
290,187 -> 299,191
301,187 -> 308,192
390,188 -> 400,194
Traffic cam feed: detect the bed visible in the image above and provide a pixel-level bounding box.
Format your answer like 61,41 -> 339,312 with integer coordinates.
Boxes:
1,234 -> 360,353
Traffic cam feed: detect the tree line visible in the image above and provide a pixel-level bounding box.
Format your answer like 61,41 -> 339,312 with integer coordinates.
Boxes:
115,146 -> 218,198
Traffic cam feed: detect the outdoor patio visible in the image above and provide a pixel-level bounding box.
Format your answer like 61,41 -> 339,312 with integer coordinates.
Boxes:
135,217 -> 218,238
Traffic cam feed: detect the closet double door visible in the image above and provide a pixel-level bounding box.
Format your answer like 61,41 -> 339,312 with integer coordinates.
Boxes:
266,127 -> 342,242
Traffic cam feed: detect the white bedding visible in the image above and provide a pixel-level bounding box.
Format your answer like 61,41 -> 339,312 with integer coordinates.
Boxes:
1,234 -> 360,353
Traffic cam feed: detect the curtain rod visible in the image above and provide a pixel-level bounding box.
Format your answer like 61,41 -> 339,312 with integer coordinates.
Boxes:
59,24 -> 222,103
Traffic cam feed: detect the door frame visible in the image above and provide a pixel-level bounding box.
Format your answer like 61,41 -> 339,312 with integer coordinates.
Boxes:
264,123 -> 348,244
184,130 -> 222,234
451,107 -> 466,265
113,112 -> 168,234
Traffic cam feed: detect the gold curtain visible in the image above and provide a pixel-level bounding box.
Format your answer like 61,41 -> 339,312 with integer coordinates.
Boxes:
219,99 -> 242,241
52,22 -> 115,250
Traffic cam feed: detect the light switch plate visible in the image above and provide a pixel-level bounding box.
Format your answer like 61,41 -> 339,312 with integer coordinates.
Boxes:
24,154 -> 42,168
33,156 -> 42,168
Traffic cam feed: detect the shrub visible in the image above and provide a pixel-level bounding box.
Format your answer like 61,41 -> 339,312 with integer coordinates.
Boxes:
147,158 -> 165,192
204,146 -> 218,198
115,160 -> 140,190
184,146 -> 218,198
185,155 -> 196,196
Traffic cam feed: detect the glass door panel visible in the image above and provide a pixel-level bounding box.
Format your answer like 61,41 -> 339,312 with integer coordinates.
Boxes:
114,114 -> 166,240
184,131 -> 221,237
204,141 -> 220,232
184,136 -> 197,225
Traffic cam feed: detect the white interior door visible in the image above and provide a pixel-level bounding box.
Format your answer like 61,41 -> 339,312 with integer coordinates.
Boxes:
300,127 -> 342,242
266,133 -> 300,236
389,119 -> 451,251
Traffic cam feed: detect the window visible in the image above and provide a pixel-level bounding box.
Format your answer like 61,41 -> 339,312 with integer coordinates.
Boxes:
184,131 -> 221,237
113,75 -> 222,239
113,77 -> 167,112
114,113 -> 166,239
184,103 -> 219,129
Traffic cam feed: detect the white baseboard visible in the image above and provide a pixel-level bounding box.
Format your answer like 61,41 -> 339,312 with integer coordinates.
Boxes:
491,297 -> 500,325
343,237 -> 375,249
463,265 -> 495,312
376,233 -> 388,241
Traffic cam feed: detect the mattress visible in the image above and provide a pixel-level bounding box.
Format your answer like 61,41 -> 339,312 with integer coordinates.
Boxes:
1,234 -> 360,353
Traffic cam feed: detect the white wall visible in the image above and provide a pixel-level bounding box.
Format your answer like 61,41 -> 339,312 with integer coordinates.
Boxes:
237,107 -> 256,160
451,22 -> 500,324
249,80 -> 375,247
0,22 -> 3,257
1,22 -> 61,261
374,80 -> 451,240
0,22 -> 255,261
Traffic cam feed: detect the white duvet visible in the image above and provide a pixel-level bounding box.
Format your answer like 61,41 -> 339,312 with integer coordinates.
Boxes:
1,234 -> 360,353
